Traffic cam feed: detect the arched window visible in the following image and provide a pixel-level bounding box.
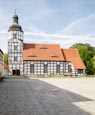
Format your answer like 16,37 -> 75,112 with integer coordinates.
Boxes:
30,64 -> 34,73
44,64 -> 48,73
56,64 -> 60,73
68,65 -> 72,72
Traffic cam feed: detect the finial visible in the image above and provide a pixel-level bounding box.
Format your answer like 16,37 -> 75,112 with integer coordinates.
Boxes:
13,9 -> 18,24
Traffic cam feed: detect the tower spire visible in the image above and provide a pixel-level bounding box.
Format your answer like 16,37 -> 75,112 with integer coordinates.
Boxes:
13,9 -> 18,24
8,11 -> 23,32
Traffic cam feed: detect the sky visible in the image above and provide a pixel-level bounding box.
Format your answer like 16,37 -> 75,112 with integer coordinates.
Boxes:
0,0 -> 95,53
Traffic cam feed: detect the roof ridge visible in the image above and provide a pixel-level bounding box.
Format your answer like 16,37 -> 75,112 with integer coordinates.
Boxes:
62,48 -> 78,50
24,43 -> 60,46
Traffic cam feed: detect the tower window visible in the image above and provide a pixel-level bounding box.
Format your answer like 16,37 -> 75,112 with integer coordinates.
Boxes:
14,46 -> 17,50
14,56 -> 17,61
13,33 -> 16,39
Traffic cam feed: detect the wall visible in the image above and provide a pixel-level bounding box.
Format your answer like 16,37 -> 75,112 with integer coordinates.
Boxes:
8,38 -> 23,75
23,61 -> 85,76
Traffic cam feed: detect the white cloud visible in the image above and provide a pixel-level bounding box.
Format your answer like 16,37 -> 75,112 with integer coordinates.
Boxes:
1,23 -> 95,53
24,29 -> 95,48
1,2 -> 95,53
57,13 -> 95,34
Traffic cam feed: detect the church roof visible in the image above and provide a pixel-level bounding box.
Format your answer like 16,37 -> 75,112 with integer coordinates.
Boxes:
62,49 -> 86,69
23,43 -> 65,61
8,12 -> 23,32
8,24 -> 23,32
23,43 -> 86,69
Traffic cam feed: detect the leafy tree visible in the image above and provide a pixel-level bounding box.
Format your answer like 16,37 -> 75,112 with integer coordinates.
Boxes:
4,54 -> 8,64
71,43 -> 95,75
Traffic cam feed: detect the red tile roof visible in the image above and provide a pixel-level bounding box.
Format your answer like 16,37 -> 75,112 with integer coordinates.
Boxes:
62,49 -> 86,69
23,43 -> 86,69
23,43 -> 65,61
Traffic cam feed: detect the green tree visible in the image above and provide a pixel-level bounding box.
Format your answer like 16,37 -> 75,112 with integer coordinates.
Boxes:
71,43 -> 95,75
4,54 -> 8,64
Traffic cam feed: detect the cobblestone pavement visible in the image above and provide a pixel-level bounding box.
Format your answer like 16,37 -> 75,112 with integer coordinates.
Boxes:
0,77 -> 95,115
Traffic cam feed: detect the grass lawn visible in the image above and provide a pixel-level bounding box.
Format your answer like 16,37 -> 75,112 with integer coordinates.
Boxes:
25,75 -> 95,78
25,74 -> 95,78
1,75 -> 95,79
86,75 -> 95,77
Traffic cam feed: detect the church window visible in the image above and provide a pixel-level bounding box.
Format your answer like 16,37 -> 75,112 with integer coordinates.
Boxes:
68,65 -> 72,72
56,64 -> 60,73
30,64 -> 34,73
44,64 -> 48,73
77,69 -> 83,74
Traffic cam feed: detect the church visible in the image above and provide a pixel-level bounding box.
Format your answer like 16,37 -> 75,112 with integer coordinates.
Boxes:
8,13 -> 86,76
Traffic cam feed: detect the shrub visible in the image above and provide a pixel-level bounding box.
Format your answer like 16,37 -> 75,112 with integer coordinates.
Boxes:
0,77 -> 4,82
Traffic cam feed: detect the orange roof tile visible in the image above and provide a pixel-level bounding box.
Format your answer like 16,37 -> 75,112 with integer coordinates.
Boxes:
62,49 -> 86,69
23,43 -> 65,61
23,43 -> 86,69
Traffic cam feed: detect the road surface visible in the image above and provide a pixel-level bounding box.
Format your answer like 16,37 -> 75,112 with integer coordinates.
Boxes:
0,77 -> 95,115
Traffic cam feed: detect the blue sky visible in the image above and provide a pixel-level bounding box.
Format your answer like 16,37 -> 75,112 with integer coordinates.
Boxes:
0,0 -> 95,52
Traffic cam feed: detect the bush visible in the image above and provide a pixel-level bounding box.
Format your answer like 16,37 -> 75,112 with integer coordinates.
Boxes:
0,72 -> 4,82
0,77 -> 4,82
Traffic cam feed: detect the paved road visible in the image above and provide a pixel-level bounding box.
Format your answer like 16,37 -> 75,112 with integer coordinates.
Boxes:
0,77 -> 95,115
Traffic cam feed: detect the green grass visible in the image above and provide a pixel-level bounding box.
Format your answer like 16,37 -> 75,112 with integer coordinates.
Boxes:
25,75 -> 90,78
25,75 -> 51,78
86,75 -> 95,77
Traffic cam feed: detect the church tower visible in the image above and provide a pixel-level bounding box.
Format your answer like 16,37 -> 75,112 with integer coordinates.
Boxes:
8,11 -> 24,75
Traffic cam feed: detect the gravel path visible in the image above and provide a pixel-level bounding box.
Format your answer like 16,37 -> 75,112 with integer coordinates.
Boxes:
0,77 -> 95,115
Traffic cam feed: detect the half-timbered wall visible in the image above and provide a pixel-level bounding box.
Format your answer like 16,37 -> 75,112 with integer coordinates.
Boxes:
8,31 -> 23,75
24,61 -> 64,75
23,61 -> 85,76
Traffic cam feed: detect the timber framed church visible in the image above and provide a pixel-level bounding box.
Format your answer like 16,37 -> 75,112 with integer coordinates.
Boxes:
8,13 -> 86,76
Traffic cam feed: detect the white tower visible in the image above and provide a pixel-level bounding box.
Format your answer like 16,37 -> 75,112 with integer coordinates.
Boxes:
8,11 -> 24,75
